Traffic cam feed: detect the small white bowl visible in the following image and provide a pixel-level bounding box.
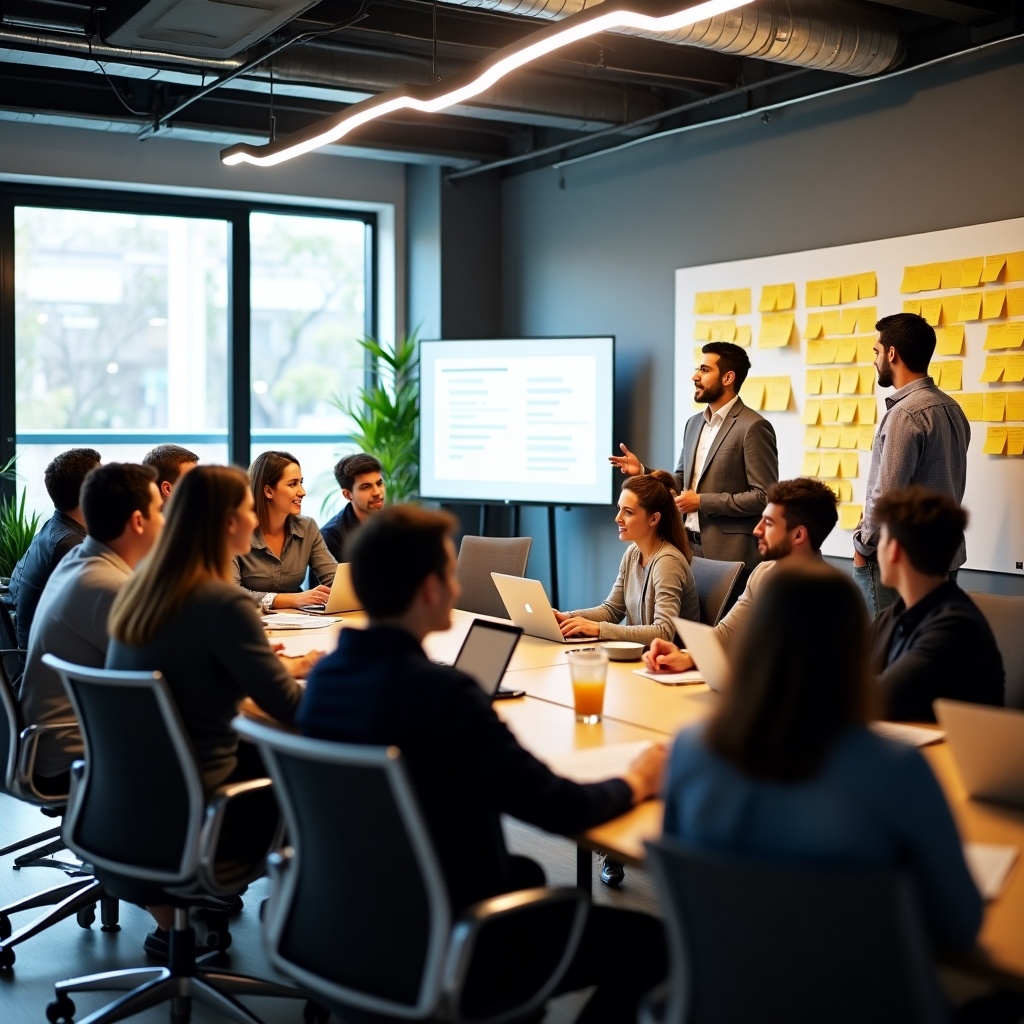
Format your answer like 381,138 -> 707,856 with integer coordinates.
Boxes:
602,641 -> 644,662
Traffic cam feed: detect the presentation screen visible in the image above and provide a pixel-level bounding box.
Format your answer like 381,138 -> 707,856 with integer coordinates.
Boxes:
419,336 -> 615,505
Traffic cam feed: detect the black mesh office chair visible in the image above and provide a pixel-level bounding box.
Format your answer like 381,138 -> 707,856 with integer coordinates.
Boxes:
455,536 -> 533,620
688,557 -> 744,627
642,837 -> 948,1024
234,715 -> 589,1023
42,655 -> 313,1024
0,650 -> 117,970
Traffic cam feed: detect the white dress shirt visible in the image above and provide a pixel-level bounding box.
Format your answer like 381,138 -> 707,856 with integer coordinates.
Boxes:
686,395 -> 739,534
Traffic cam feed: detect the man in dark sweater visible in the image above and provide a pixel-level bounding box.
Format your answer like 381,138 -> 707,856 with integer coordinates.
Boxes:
871,486 -> 1004,721
318,452 -> 385,562
299,505 -> 667,1022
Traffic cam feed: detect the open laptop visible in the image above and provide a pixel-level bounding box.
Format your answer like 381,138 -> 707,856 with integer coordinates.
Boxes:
934,699 -> 1024,808
298,563 -> 362,615
672,617 -> 732,693
490,573 -> 593,644
453,619 -> 525,700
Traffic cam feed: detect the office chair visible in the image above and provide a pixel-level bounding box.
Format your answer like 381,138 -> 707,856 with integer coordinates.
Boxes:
42,655 -> 313,1024
968,592 -> 1024,710
0,650 -> 117,970
234,716 -> 589,1023
688,557 -> 743,627
456,536 -> 533,619
641,837 -> 947,1024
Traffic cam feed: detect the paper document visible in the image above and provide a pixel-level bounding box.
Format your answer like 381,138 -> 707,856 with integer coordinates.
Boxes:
869,722 -> 944,747
632,668 -> 704,686
964,843 -> 1018,900
261,614 -> 342,630
546,741 -> 654,785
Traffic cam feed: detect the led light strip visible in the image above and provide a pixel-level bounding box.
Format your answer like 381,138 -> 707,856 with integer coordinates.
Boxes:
221,0 -> 754,167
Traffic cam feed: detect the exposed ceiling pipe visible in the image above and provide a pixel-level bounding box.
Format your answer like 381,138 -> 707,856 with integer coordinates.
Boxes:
440,0 -> 905,76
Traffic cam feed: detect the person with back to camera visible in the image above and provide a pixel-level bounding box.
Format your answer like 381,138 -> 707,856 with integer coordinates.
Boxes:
663,564 -> 982,960
232,450 -> 337,611
554,470 -> 700,646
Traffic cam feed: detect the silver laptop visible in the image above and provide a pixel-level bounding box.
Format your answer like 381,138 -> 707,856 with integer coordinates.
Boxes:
453,619 -> 525,700
934,699 -> 1024,808
673,617 -> 731,693
490,573 -> 593,644
299,563 -> 362,614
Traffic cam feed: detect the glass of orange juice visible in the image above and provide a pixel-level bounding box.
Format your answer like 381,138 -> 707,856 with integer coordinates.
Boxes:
568,648 -> 609,724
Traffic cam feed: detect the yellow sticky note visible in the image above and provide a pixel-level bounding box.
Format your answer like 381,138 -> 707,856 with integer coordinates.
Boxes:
857,337 -> 876,363
821,369 -> 840,394
961,257 -> 985,288
840,452 -> 859,478
806,280 -> 823,308
802,400 -> 821,425
941,261 -> 963,289
982,290 -> 1007,320
694,292 -> 714,314
942,296 -> 963,325
859,366 -> 876,393
744,378 -> 765,410
981,255 -> 1007,284
802,451 -> 821,477
822,311 -> 843,336
840,427 -> 859,449
928,361 -> 941,381
981,356 -> 1007,383
900,266 -> 923,293
821,452 -> 841,478
920,263 -> 943,290
858,272 -> 877,299
778,284 -> 795,310
839,368 -> 860,394
714,292 -> 736,315
838,309 -> 858,335
805,312 -> 824,339
958,292 -> 983,321
839,481 -> 853,502
958,393 -> 984,421
759,313 -> 794,348
983,427 -> 1008,455
836,340 -> 857,364
1007,393 -> 1024,421
735,325 -> 752,347
903,299 -> 922,315
759,285 -> 779,312
858,425 -> 876,450
856,307 -> 877,333
694,321 -> 711,341
711,319 -> 738,342
838,399 -> 859,424
805,370 -> 823,395
1007,252 -> 1024,282
920,298 -> 943,326
1007,288 -> 1024,317
1005,355 -> 1024,383
1008,428 -> 1024,456
821,426 -> 841,449
733,290 -> 752,315
821,278 -> 842,305
940,361 -> 963,392
984,324 -> 1008,350
817,341 -> 839,364
858,398 -> 877,424
983,393 -> 1006,421
821,400 -> 840,423
764,378 -> 791,412
839,504 -> 863,531
804,427 -> 822,448
841,277 -> 858,304
935,325 -> 965,355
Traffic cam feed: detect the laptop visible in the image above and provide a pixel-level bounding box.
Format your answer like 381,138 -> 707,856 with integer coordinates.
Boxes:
672,617 -> 732,694
453,619 -> 525,700
490,573 -> 594,644
934,699 -> 1024,808
298,563 -> 362,615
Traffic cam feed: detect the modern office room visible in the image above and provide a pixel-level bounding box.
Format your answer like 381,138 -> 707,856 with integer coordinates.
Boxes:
1,1 -> 1023,1022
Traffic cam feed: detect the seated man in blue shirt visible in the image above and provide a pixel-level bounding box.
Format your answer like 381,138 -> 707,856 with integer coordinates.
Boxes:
871,486 -> 1004,721
318,453 -> 385,562
299,505 -> 667,1022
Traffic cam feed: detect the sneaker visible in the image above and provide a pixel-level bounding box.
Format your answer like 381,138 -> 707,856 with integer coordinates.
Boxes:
600,858 -> 625,888
143,928 -> 219,961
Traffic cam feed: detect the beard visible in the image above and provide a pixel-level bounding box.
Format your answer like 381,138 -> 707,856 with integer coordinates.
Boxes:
876,353 -> 894,388
695,378 -> 725,404
758,535 -> 793,562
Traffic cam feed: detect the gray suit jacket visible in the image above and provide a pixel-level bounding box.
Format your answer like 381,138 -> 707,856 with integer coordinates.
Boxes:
673,397 -> 778,570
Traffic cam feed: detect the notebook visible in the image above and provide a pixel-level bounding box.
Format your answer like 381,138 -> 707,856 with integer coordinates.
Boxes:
934,699 -> 1024,808
298,563 -> 362,615
453,619 -> 524,700
490,573 -> 593,644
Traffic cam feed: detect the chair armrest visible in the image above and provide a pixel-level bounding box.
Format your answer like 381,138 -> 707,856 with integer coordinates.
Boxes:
15,719 -> 78,798
442,886 -> 589,1024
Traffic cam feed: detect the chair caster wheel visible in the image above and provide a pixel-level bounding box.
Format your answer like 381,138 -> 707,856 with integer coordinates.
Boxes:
0,914 -> 11,940
304,1000 -> 330,1022
47,995 -> 76,1023
77,906 -> 96,929
0,943 -> 15,970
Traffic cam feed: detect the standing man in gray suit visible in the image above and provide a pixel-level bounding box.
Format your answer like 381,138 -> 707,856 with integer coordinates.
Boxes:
611,342 -> 778,577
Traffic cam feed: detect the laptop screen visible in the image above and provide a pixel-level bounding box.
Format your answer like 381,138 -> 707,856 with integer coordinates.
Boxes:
453,619 -> 522,697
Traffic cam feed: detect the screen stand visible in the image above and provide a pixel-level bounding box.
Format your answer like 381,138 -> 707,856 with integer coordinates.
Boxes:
547,505 -> 559,608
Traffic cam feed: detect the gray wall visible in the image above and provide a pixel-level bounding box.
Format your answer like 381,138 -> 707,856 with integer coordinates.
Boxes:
500,39 -> 1024,606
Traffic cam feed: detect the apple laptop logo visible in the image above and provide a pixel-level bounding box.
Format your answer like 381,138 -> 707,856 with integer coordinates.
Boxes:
524,603 -> 533,614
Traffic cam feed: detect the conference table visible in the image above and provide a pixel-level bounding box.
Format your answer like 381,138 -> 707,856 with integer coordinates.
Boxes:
268,608 -> 1024,989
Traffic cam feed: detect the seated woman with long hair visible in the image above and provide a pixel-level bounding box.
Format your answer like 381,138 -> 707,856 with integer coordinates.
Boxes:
231,450 -> 337,611
555,470 -> 700,646
663,564 -> 982,952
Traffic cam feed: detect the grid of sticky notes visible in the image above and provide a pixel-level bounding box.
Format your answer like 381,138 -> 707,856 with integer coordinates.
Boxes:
801,270 -> 878,529
902,250 -> 1024,457
743,376 -> 792,412
693,289 -> 753,347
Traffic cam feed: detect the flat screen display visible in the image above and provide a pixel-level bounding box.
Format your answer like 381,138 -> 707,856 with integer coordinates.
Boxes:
419,336 -> 615,505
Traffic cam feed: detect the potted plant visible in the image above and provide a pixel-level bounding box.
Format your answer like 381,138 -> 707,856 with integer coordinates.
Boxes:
332,332 -> 420,504
0,456 -> 42,581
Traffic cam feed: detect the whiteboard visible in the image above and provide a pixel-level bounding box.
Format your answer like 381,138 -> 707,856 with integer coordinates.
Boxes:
674,218 -> 1024,574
